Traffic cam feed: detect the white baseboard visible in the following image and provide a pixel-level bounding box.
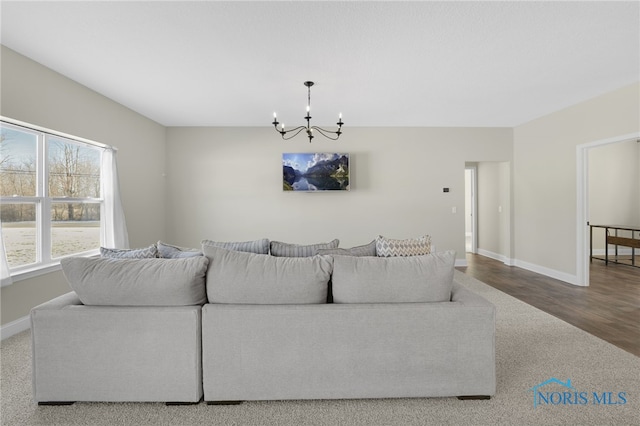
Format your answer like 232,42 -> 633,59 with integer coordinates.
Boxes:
1,315 -> 30,341
455,258 -> 468,267
477,249 -> 515,266
513,259 -> 581,286
474,250 -> 581,286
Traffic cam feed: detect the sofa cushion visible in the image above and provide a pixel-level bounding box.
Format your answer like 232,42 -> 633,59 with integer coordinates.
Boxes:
270,239 -> 339,257
201,238 -> 269,254
331,250 -> 455,303
100,244 -> 158,259
317,240 -> 376,257
157,241 -> 202,258
203,245 -> 332,304
61,256 -> 209,306
375,235 -> 431,257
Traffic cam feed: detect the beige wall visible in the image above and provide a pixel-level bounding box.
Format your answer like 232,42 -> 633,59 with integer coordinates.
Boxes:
476,162 -> 512,262
513,82 -> 640,280
2,42 -> 637,328
1,46 -> 167,325
165,127 -> 513,260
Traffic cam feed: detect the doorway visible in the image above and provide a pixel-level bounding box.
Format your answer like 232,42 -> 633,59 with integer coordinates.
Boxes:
464,165 -> 477,254
576,131 -> 640,286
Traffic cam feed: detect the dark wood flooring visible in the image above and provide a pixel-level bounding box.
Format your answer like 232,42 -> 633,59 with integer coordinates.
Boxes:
458,254 -> 640,357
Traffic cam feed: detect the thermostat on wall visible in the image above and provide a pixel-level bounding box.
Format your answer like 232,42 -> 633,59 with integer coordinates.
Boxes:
443,188 -> 450,193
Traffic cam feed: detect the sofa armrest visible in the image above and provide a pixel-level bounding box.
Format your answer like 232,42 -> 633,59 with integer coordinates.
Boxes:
30,291 -> 83,312
451,280 -> 495,307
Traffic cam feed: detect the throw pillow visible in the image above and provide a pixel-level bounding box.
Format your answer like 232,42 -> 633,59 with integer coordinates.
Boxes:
375,235 -> 431,257
203,245 -> 332,304
100,244 -> 158,259
331,250 -> 455,303
317,240 -> 376,257
157,241 -> 202,258
270,239 -> 339,257
61,256 -> 209,306
201,238 -> 269,254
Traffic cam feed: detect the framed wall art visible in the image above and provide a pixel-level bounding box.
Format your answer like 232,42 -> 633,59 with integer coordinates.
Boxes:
282,153 -> 350,191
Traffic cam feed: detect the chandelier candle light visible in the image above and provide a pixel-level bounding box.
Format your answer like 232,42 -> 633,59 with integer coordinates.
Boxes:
272,81 -> 343,143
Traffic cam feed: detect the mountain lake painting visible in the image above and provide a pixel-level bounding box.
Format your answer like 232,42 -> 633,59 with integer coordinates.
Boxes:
282,153 -> 350,191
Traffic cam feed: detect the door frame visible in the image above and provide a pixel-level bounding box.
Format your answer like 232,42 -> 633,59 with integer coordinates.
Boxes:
576,131 -> 640,286
465,165 -> 478,254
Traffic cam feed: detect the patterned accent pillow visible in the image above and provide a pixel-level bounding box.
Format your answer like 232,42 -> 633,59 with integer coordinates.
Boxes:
100,244 -> 158,259
375,235 -> 431,257
317,240 -> 376,257
270,239 -> 339,257
157,241 -> 202,258
201,238 -> 270,254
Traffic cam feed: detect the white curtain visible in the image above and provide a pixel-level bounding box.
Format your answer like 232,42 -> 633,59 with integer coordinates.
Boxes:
0,220 -> 13,287
101,148 -> 130,249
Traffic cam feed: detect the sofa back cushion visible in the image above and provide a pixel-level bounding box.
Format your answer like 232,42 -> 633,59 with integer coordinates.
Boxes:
331,250 -> 455,303
203,245 -> 332,304
201,238 -> 270,254
61,256 -> 209,306
270,239 -> 339,257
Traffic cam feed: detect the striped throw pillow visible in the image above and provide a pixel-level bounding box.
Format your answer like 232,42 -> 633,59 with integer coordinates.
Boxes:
270,239 -> 339,257
201,238 -> 270,254
100,244 -> 158,259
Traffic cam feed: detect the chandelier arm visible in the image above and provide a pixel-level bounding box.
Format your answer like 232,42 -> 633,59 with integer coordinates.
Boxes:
310,126 -> 342,140
280,127 -> 307,140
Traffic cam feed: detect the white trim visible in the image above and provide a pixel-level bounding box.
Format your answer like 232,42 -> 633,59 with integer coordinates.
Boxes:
1,315 -> 30,340
514,258 -> 580,286
465,165 -> 478,254
455,258 -> 468,267
7,262 -> 62,284
477,248 -> 515,266
1,116 -> 114,150
576,131 -> 640,287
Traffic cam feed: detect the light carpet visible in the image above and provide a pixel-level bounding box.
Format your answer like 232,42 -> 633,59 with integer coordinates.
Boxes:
1,271 -> 638,425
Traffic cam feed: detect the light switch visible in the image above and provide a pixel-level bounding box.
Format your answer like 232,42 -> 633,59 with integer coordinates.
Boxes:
452,206 -> 457,214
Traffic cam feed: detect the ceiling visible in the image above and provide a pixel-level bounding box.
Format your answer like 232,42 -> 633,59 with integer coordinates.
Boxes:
1,1 -> 639,128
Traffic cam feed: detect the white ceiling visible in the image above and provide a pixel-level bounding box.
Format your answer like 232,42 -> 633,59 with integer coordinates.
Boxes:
1,1 -> 639,128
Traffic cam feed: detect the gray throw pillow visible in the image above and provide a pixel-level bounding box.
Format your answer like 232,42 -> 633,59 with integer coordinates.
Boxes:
203,245 -> 332,304
157,241 -> 202,258
61,256 -> 209,306
100,244 -> 158,259
270,239 -> 339,257
201,238 -> 269,254
332,250 -> 455,303
317,240 -> 376,257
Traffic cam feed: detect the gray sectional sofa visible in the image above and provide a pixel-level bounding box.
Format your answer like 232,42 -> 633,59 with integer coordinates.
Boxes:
31,238 -> 496,405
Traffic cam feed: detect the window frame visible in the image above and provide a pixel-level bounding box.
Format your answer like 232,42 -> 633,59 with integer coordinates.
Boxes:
1,117 -> 108,282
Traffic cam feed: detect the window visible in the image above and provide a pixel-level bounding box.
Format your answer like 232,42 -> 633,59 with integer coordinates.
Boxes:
1,120 -> 105,276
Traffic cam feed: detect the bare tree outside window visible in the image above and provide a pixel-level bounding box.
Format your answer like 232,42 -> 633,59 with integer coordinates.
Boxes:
1,123 -> 104,269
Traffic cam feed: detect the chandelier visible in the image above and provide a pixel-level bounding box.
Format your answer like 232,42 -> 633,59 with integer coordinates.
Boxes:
272,81 -> 343,143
